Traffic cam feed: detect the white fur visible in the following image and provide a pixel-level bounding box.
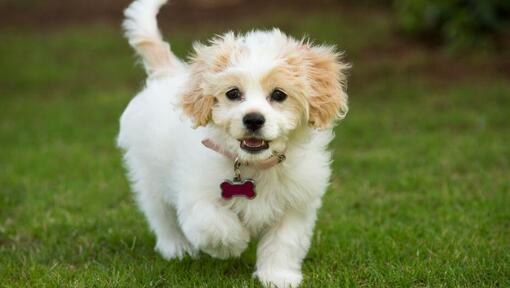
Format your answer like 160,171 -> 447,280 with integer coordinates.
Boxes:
118,0 -> 347,287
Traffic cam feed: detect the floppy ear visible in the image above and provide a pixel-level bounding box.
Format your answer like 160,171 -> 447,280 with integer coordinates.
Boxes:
306,45 -> 349,129
181,62 -> 215,127
181,34 -> 237,127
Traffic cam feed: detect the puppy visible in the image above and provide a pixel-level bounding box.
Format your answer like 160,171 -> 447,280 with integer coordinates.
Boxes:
118,0 -> 349,286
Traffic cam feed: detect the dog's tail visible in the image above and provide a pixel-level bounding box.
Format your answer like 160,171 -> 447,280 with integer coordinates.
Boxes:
123,0 -> 183,77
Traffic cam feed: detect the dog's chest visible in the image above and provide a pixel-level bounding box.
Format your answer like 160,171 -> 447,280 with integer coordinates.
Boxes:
217,145 -> 331,235
222,170 -> 300,235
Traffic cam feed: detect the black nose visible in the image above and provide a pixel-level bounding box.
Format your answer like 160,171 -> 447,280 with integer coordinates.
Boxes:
243,112 -> 265,131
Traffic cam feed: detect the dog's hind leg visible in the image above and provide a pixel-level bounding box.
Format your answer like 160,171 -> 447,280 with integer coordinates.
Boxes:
135,182 -> 198,260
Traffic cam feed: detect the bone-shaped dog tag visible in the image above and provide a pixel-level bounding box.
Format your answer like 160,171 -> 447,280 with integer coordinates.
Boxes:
220,179 -> 256,199
220,157 -> 256,200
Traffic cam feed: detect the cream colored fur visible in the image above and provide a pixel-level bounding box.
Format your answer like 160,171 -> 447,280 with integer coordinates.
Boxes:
118,0 -> 348,287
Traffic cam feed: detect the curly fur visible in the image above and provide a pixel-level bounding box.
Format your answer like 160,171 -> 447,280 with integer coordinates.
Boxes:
118,0 -> 349,287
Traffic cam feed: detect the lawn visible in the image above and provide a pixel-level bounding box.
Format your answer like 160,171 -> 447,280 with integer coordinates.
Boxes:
1,3 -> 509,287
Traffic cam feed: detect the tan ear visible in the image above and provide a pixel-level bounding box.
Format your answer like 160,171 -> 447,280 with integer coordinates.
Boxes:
306,45 -> 349,129
181,63 -> 215,127
181,35 -> 238,127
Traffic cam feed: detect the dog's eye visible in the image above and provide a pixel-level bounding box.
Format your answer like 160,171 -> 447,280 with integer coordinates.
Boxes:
225,88 -> 242,101
270,89 -> 287,102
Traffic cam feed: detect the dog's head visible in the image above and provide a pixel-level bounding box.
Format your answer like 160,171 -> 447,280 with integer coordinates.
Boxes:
182,29 -> 348,162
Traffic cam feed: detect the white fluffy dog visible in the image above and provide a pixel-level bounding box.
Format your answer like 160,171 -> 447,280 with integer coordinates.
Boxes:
117,0 -> 348,286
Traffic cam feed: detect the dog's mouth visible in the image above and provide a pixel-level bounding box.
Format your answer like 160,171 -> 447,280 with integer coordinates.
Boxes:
239,138 -> 269,153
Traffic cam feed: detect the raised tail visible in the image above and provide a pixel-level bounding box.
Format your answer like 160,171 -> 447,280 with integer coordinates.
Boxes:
123,0 -> 183,77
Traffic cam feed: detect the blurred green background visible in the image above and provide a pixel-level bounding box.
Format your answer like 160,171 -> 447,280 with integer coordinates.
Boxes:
0,0 -> 509,287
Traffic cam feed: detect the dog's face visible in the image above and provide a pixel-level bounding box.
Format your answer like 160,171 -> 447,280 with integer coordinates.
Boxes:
182,29 -> 348,162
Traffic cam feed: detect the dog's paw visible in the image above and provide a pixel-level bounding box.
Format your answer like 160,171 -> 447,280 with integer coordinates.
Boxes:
254,269 -> 302,288
199,229 -> 249,259
182,208 -> 250,259
155,236 -> 198,260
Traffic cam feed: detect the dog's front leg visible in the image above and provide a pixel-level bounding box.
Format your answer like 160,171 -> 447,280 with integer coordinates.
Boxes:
177,199 -> 250,259
254,206 -> 318,288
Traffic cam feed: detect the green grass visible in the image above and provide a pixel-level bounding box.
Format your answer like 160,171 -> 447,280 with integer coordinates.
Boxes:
1,7 -> 509,287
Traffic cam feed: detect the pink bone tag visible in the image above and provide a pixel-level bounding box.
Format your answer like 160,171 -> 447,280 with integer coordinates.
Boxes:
220,179 -> 256,200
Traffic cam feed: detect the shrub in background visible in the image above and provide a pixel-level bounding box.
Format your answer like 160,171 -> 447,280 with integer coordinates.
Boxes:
394,0 -> 510,49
